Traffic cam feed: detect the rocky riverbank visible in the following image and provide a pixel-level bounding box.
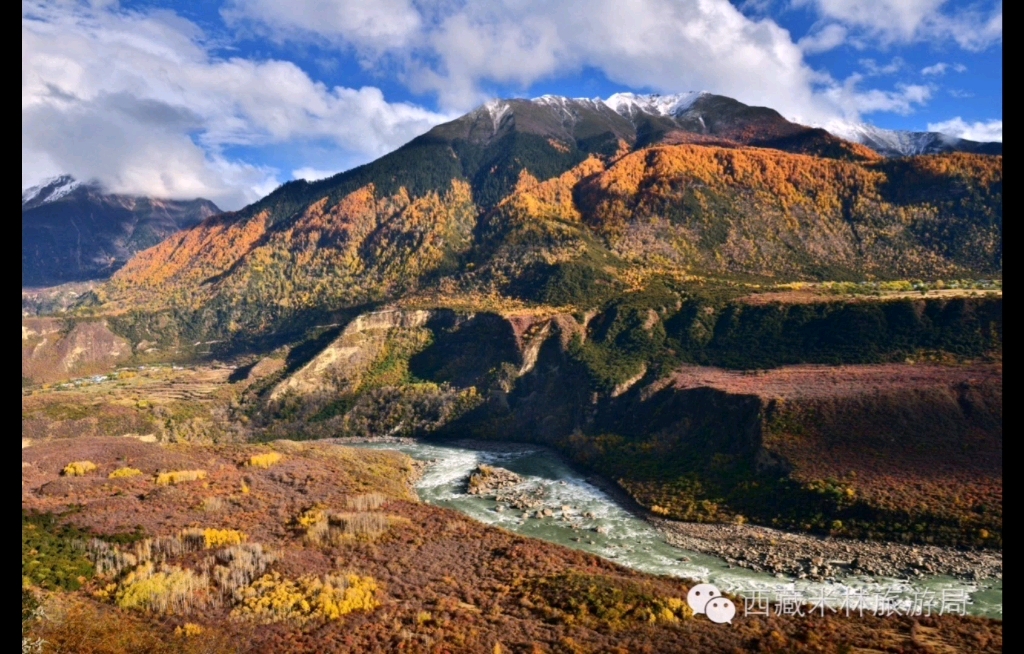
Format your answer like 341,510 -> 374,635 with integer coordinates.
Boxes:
564,461 -> 1004,583
651,519 -> 1002,582
356,440 -> 1002,584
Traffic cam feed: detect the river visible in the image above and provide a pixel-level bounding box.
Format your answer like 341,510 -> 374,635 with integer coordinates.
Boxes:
351,440 -> 1002,620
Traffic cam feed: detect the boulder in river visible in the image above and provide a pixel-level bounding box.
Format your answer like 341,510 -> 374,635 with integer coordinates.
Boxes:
467,464 -> 523,496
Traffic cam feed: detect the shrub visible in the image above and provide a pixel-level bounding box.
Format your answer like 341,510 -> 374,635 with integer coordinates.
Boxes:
109,467 -> 143,479
212,543 -> 277,598
294,506 -> 325,529
231,572 -> 379,624
199,497 -> 226,513
180,528 -> 246,550
329,512 -> 390,539
303,510 -> 398,546
63,461 -> 98,476
156,470 -> 207,486
23,595 -> 237,654
524,573 -> 693,628
246,452 -> 283,469
22,511 -> 94,592
203,529 -> 246,549
344,493 -> 387,511
115,562 -> 211,615
174,623 -> 203,638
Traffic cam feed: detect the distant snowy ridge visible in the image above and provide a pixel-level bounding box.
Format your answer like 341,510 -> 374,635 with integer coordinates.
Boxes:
22,175 -> 82,208
822,121 -> 969,157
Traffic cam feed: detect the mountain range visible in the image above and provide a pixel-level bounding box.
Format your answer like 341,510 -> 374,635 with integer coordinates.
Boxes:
823,119 -> 1002,157
23,90 -> 1003,560
23,93 -> 999,294
22,175 -> 220,287
86,91 -> 1001,350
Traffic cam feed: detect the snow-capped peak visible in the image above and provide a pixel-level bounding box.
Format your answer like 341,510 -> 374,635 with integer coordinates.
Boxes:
603,92 -> 706,118
524,91 -> 707,119
822,120 -> 963,157
22,175 -> 82,208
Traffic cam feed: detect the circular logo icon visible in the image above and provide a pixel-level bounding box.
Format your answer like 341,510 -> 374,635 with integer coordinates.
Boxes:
686,583 -> 721,615
705,597 -> 737,624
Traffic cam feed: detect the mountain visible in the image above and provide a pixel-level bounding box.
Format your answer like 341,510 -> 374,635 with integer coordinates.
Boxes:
22,176 -> 221,287
28,92 -> 1004,557
824,121 -> 1002,157
92,92 -> 1001,353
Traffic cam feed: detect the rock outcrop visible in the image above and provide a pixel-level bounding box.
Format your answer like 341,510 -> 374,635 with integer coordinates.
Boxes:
22,317 -> 132,384
269,309 -> 432,400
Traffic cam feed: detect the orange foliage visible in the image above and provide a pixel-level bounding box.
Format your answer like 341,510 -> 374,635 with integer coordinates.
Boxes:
496,156 -> 606,224
114,211 -> 270,290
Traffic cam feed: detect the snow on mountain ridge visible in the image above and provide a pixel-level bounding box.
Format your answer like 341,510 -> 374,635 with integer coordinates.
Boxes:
821,120 -> 987,157
603,91 -> 707,118
481,99 -> 513,133
22,175 -> 82,208
528,92 -> 708,119
519,94 -> 998,157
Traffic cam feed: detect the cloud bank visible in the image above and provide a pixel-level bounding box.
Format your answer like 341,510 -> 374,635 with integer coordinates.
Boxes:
23,0 -> 1002,209
928,117 -> 1002,142
23,1 -> 450,209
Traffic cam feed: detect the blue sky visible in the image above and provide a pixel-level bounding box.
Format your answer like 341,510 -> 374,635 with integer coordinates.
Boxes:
23,0 -> 1002,209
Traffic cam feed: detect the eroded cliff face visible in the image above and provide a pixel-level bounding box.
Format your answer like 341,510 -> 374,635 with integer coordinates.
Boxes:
269,309 -> 433,401
22,317 -> 132,384
247,303 -> 1000,547
588,364 -> 1002,546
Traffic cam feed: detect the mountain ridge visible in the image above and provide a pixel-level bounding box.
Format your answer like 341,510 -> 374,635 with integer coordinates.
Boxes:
489,91 -> 1000,158
22,176 -> 221,287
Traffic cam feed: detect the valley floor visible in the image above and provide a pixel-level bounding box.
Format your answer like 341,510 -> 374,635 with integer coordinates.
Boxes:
22,436 -> 1002,653
21,358 -> 1002,652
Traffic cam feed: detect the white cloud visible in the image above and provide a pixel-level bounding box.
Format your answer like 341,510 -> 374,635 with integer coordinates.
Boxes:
935,3 -> 1002,51
222,0 -> 422,52
738,0 -> 777,15
922,61 -> 967,76
822,75 -> 933,117
797,23 -> 847,53
795,0 -> 1002,50
860,57 -> 904,76
927,117 -> 1002,142
794,0 -> 945,41
292,167 -> 340,182
26,0 -> 975,210
921,62 -> 948,75
22,1 -> 450,209
229,0 -> 848,124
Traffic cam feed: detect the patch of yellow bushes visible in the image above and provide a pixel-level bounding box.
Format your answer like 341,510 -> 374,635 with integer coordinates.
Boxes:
231,572 -> 379,624
246,452 -> 283,469
156,470 -> 207,485
109,467 -> 143,479
174,623 -> 203,638
202,529 -> 246,548
63,461 -> 97,476
115,562 -> 210,614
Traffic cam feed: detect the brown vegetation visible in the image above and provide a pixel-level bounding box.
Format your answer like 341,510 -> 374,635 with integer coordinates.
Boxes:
22,435 -> 1001,653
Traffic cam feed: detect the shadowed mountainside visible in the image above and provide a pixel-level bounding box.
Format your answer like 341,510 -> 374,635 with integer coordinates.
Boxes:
22,176 -> 220,287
